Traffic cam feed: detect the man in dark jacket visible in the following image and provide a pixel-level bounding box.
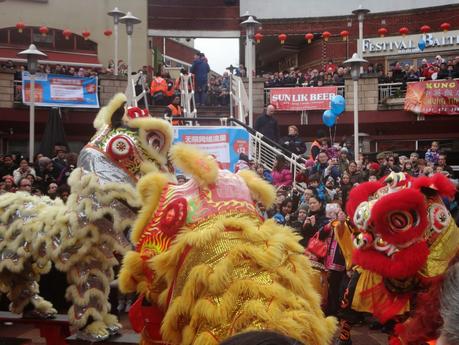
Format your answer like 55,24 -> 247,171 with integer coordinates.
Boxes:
254,104 -> 279,142
279,125 -> 306,156
190,53 -> 210,106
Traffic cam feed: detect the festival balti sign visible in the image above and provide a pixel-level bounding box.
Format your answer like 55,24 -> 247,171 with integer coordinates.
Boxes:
270,86 -> 337,111
404,80 -> 459,115
359,30 -> 459,57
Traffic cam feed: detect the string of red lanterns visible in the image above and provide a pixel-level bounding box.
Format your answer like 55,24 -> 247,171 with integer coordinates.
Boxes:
13,21 -> 116,39
258,22 -> 456,46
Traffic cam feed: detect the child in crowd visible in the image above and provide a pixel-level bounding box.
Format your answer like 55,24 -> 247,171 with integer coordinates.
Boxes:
425,140 -> 440,166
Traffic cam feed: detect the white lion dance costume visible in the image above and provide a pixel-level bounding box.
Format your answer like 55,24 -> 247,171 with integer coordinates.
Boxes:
119,144 -> 337,345
0,93 -> 173,341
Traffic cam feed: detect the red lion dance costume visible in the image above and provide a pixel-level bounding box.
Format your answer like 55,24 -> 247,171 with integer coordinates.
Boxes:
337,172 -> 459,345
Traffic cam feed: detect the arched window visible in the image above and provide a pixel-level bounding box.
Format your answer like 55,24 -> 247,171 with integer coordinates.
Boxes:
0,26 -> 97,53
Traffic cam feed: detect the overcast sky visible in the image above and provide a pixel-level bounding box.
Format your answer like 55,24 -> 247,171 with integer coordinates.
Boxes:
194,38 -> 240,75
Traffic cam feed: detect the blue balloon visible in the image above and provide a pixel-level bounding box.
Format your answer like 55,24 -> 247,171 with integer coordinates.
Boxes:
418,38 -> 426,52
330,95 -> 346,116
322,110 -> 336,127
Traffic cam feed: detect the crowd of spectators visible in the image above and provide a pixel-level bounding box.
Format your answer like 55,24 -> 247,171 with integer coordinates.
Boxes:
0,144 -> 74,203
227,136 -> 458,319
263,55 -> 459,89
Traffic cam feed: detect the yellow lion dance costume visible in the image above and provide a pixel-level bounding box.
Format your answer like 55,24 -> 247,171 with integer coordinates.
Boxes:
0,93 -> 173,341
119,144 -> 336,345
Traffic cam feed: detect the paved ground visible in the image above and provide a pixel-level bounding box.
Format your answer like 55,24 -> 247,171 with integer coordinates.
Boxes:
0,315 -> 388,345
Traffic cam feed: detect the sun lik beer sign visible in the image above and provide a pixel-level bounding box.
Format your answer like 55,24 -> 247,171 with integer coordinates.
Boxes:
270,86 -> 337,111
359,30 -> 459,57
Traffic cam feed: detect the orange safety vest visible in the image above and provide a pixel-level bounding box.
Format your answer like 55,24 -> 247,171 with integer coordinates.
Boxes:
167,104 -> 182,125
150,77 -> 167,95
165,79 -> 175,97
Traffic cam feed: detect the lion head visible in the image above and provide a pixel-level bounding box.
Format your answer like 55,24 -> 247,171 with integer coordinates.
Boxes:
78,93 -> 173,185
347,172 -> 458,280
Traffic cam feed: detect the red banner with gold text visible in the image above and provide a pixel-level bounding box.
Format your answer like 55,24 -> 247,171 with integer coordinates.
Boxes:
270,86 -> 337,111
404,80 -> 459,115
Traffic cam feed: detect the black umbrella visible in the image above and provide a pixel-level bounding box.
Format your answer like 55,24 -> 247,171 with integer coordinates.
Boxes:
38,107 -> 68,157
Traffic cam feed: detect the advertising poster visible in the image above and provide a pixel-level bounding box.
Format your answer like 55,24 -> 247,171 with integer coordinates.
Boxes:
22,72 -> 99,108
405,80 -> 459,115
173,126 -> 249,171
270,86 -> 338,111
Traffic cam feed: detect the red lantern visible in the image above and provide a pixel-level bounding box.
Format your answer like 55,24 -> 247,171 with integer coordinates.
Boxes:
340,30 -> 349,41
104,29 -> 113,37
82,30 -> 90,40
420,25 -> 431,34
440,22 -> 451,32
305,32 -> 314,44
16,21 -> 25,33
399,27 -> 409,36
63,28 -> 72,40
322,31 -> 331,42
254,32 -> 263,44
378,27 -> 388,37
278,33 -> 287,44
39,25 -> 49,36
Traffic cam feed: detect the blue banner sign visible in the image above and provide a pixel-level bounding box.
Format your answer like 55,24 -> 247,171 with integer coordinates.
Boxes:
22,72 -> 99,108
173,126 -> 249,172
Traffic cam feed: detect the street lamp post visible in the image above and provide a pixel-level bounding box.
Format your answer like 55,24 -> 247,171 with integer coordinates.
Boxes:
352,5 -> 370,74
18,44 -> 47,163
344,53 -> 367,161
108,7 -> 126,76
120,11 -> 141,106
241,14 -> 260,128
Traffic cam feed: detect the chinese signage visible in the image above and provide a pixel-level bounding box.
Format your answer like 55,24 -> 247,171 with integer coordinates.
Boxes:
173,127 -> 249,171
22,72 -> 99,108
359,30 -> 459,57
270,86 -> 337,111
404,80 -> 459,115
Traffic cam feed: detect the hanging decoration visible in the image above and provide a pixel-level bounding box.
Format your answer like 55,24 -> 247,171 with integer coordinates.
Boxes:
440,22 -> 451,32
420,25 -> 431,34
104,29 -> 113,37
322,109 -> 336,127
418,37 -> 426,51
254,32 -> 263,44
399,27 -> 409,36
322,31 -> 331,42
340,30 -> 349,41
82,30 -> 91,40
16,21 -> 25,33
278,33 -> 287,44
305,32 -> 314,44
39,25 -> 49,36
63,28 -> 72,40
378,27 -> 388,37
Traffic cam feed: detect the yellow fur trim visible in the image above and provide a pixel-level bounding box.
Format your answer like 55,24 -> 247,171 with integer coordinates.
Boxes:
170,144 -> 218,186
127,118 -> 174,166
93,93 -> 127,130
131,173 -> 169,244
119,251 -> 145,293
83,320 -> 110,339
148,215 -> 336,345
237,170 -> 276,208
